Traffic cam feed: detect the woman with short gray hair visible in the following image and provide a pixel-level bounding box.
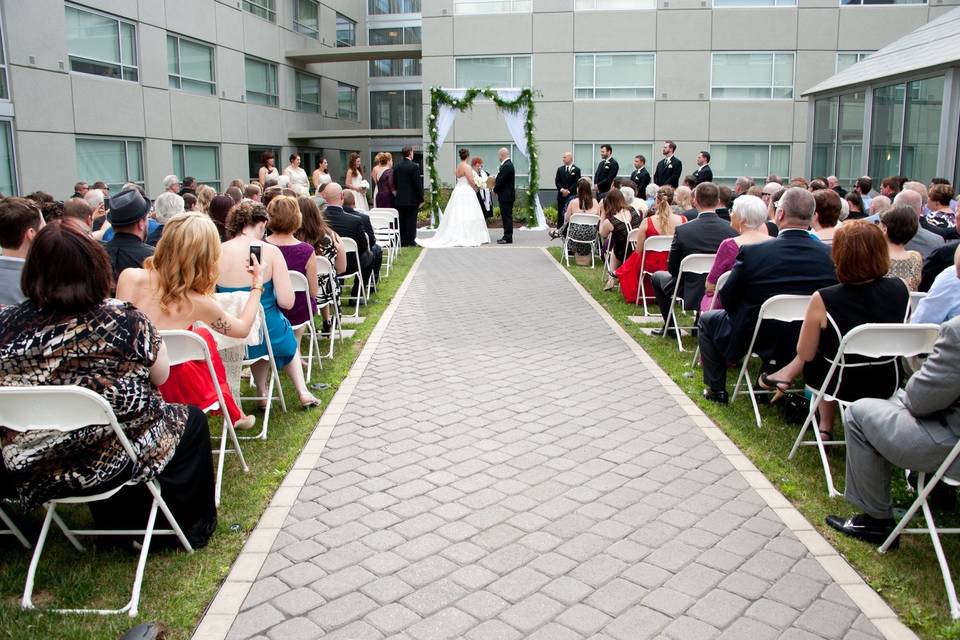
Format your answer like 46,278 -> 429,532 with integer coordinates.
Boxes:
699,194 -> 772,312
147,191 -> 185,246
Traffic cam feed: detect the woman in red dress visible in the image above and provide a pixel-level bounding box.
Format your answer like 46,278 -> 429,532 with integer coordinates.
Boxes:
617,186 -> 686,303
117,212 -> 265,430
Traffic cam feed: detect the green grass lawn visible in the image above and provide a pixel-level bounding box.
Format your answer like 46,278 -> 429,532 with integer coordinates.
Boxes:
548,246 -> 960,640
0,247 -> 422,640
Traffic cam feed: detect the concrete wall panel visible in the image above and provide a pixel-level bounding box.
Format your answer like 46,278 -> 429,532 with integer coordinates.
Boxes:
797,8 -> 839,50
422,17 -> 453,56
143,87 -> 173,139
712,8 -> 798,50
573,101 -> 654,139
836,6 -> 928,51
72,75 -> 145,137
656,51 -> 710,101
710,101 -> 794,142
170,92 -> 222,142
17,131 -> 77,196
453,15 -> 533,55
5,0 -> 68,71
138,24 -> 169,91
9,67 -> 74,133
165,0 -> 216,42
143,137 -> 173,195
533,12 -> 573,53
655,101 -> 710,141
657,9 -> 711,50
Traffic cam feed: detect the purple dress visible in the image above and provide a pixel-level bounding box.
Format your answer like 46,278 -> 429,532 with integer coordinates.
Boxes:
375,168 -> 395,208
273,241 -> 318,326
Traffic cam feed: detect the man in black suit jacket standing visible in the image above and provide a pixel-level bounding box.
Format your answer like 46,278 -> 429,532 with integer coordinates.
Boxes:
593,144 -> 618,199
494,147 -> 515,244
693,151 -> 713,185
393,146 -> 423,246
697,187 -> 838,403
323,183 -> 374,301
630,154 -> 651,200
653,140 -> 682,188
651,182 -> 736,328
555,151 -> 580,218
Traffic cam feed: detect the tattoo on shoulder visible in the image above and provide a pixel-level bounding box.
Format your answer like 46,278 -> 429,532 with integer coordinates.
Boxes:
211,317 -> 231,334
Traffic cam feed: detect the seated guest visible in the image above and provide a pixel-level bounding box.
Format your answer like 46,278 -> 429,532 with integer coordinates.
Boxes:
913,244 -> 960,324
0,198 -> 44,306
265,196 -> 319,335
651,182 -> 736,332
62,197 -> 95,234
102,188 -> 154,280
924,183 -> 957,239
218,201 -> 320,408
697,188 -> 837,403
117,213 -> 261,431
598,188 -> 642,288
881,205 -> 923,291
196,185 -> 216,214
826,311 -> 960,544
324,184 -> 376,302
920,240 -> 960,292
624,186 -> 687,298
845,191 -> 866,220
868,194 -> 891,217
183,192 -> 198,212
896,189 -> 944,259
716,185 -> 734,221
551,177 -> 600,243
812,189 -> 842,243
700,195 -> 772,313
297,196 -> 346,331
243,183 -> 262,203
342,190 -> 383,284
0,221 -> 216,547
620,184 -> 646,217
760,222 -> 909,438
147,191 -> 184,246
225,186 -> 243,205
854,176 -> 873,211
644,183 -> 658,209
674,186 -> 693,218
208,194 -> 234,241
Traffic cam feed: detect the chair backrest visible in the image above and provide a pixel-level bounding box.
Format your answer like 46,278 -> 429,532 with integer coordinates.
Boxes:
758,294 -> 813,323
315,255 -> 334,276
370,207 -> 398,218
288,270 -> 310,293
838,323 -> 941,359
341,236 -> 359,255
160,329 -> 212,367
678,253 -> 716,276
715,271 -> 732,294
642,235 -> 673,253
626,228 -> 642,244
908,291 -> 927,314
569,213 -> 600,227
369,215 -> 393,230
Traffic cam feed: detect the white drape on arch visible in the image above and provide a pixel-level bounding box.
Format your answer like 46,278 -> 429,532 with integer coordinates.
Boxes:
431,88 -> 546,230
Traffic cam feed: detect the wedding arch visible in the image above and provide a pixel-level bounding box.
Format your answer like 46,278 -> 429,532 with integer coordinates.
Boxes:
426,87 -> 546,229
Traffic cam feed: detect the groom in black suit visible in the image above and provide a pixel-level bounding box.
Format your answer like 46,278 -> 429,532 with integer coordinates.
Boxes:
393,145 -> 423,246
653,140 -> 682,188
494,147 -> 515,244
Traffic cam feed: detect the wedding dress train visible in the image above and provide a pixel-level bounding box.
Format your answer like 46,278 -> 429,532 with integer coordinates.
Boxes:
416,175 -> 491,248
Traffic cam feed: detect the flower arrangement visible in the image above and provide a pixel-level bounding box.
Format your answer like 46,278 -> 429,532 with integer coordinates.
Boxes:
358,180 -> 370,190
473,174 -> 485,189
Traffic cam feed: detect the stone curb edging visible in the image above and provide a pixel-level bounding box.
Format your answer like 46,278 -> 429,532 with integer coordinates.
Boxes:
191,249 -> 429,640
543,247 -> 919,640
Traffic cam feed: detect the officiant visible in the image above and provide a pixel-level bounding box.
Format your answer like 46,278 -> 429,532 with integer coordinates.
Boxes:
472,156 -> 492,219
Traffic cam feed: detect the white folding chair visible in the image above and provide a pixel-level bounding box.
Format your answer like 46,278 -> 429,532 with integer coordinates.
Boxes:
238,306 -> 287,441
788,322 -> 941,497
339,236 -> 369,319
0,503 -> 30,548
563,214 -> 601,268
907,290 -> 927,320
729,294 -> 813,427
664,253 -> 716,352
879,441 -> 960,620
690,270 -> 732,367
288,271 -> 323,382
160,330 -> 250,507
369,214 -> 398,277
315,255 -> 342,359
635,235 -> 674,316
0,386 -> 194,617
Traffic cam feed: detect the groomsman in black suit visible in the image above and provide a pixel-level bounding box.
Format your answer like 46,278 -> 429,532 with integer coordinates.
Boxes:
593,144 -> 618,199
494,147 -> 515,244
630,155 -> 651,199
653,140 -> 682,188
693,151 -> 713,185
555,151 -> 580,217
393,145 -> 423,246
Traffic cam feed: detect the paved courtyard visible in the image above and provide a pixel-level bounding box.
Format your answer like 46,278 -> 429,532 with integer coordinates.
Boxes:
209,247 -> 908,640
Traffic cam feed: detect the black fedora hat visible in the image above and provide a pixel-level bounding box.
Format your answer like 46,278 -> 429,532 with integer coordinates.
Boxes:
107,188 -> 152,226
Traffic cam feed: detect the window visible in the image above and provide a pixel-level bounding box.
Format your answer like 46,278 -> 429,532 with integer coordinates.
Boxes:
173,144 -> 220,192
869,76 -> 944,184
368,0 -> 421,15
370,89 -> 422,128
295,72 -> 321,112
841,0 -> 924,5
573,143 -> 653,180
710,144 -> 790,184
455,56 -> 531,89
575,54 -> 655,100
293,0 -> 319,38
369,26 -> 421,45
711,52 -> 794,99
336,14 -> 356,47
76,138 -> 144,192
0,18 -> 9,100
369,27 -> 421,77
245,57 -> 278,106
575,0 -> 656,9
836,52 -> 871,73
338,82 -> 359,120
167,35 -> 215,95
455,0 -> 532,14
812,92 -> 864,186
65,5 -> 138,81
243,0 -> 276,22
468,144 -> 529,187
713,0 -> 795,6
0,121 -> 17,195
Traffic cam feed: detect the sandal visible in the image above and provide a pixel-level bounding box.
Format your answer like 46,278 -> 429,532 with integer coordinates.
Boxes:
758,372 -> 791,404
299,394 -> 322,409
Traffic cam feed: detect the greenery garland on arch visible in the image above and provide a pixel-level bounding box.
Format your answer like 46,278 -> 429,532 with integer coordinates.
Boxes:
426,87 -> 539,218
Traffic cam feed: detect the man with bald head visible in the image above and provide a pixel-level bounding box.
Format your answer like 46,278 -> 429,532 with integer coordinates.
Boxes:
494,147 -> 515,244
323,183 -> 373,302
697,187 -> 838,403
555,151 -> 580,217
891,188 -> 944,259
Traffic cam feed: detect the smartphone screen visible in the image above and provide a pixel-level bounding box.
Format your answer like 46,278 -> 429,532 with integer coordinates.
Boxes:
249,244 -> 261,266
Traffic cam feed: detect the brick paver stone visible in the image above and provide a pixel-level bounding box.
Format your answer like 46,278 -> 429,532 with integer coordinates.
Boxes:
224,249 -> 887,640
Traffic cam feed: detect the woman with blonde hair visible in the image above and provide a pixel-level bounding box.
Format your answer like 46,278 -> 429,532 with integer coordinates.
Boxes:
620,185 -> 687,301
673,185 -> 693,215
116,212 -> 263,430
196,184 -> 216,213
345,152 -> 369,211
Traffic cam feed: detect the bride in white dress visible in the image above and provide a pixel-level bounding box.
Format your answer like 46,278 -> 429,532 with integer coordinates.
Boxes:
417,149 -> 491,248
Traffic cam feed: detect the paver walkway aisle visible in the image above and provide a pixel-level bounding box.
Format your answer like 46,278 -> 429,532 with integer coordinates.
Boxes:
223,249 -> 892,640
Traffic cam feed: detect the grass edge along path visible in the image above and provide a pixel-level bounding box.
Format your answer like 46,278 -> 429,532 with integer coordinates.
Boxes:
546,246 -> 960,640
0,247 -> 423,640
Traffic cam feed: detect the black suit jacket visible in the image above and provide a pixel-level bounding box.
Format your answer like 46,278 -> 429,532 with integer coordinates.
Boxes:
654,156 -> 682,188
594,157 -> 619,194
103,232 -> 154,281
920,240 -> 960,292
494,159 -> 515,203
720,229 -> 838,362
630,167 -> 651,198
393,158 -> 423,207
666,212 -> 736,310
325,205 -> 370,273
693,164 -> 712,185
343,206 -> 378,248
555,164 -> 581,208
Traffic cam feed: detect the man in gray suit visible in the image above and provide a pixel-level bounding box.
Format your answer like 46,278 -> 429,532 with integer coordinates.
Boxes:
896,189 -> 944,259
827,286 -> 960,544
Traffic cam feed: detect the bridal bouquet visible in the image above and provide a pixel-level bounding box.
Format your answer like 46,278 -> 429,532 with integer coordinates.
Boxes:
358,180 -> 370,190
473,174 -> 485,189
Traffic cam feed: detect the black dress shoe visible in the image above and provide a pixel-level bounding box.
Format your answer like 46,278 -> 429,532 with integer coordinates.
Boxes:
703,389 -> 729,404
654,326 -> 679,338
497,238 -> 512,244
826,513 -> 899,547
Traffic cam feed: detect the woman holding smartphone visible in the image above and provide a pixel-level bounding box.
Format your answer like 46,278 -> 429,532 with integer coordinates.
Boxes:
217,201 -> 320,408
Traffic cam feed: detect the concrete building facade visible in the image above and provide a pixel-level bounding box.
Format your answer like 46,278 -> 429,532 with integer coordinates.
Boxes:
422,0 -> 959,192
